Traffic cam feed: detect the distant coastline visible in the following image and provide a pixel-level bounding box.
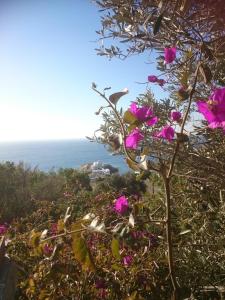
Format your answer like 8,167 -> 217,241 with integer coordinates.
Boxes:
0,139 -> 129,173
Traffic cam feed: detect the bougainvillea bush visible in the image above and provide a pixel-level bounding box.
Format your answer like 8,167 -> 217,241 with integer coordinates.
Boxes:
1,0 -> 225,299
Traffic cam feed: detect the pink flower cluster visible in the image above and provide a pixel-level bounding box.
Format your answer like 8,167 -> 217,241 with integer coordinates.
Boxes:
197,87 -> 225,132
125,100 -> 182,148
148,75 -> 166,87
125,102 -> 159,149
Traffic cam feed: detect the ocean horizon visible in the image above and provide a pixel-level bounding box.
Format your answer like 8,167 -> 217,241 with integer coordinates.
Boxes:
0,139 -> 129,173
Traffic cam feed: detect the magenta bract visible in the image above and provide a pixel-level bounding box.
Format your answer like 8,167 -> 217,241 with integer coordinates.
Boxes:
157,79 -> 166,86
148,75 -> 158,83
114,196 -> 129,214
125,128 -> 144,149
146,116 -> 158,126
123,255 -> 133,266
197,87 -> 225,131
156,125 -> 175,142
164,47 -> 176,64
170,111 -> 181,122
129,102 -> 153,121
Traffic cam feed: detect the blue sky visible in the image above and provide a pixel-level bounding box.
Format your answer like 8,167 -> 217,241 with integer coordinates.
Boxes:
0,0 -> 163,141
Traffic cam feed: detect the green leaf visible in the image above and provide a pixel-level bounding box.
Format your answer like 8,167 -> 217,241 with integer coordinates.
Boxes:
72,236 -> 95,271
111,238 -> 120,259
153,14 -> 163,35
111,263 -> 123,271
123,110 -> 137,124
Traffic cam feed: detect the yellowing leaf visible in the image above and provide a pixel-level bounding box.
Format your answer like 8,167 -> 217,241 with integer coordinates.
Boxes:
29,231 -> 41,248
57,219 -> 65,232
111,238 -> 120,259
123,110 -> 137,124
72,236 -> 95,271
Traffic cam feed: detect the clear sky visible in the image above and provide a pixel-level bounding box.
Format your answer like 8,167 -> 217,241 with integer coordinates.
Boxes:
0,0 -> 162,141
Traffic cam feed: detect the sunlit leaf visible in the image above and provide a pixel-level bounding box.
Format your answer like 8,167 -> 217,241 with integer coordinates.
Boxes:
179,229 -> 191,235
138,155 -> 148,170
83,213 -> 95,220
128,214 -> 135,227
40,229 -> 48,240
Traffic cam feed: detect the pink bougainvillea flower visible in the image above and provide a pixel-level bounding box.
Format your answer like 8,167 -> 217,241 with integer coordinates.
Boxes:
123,255 -> 133,266
147,76 -> 166,87
156,125 -> 175,142
148,75 -> 158,83
43,244 -> 53,255
146,116 -> 158,126
197,87 -> 225,131
129,102 -> 153,121
157,79 -> 166,86
164,47 -> 176,64
125,128 -> 144,149
0,224 -> 7,235
114,196 -> 129,214
170,111 -> 182,122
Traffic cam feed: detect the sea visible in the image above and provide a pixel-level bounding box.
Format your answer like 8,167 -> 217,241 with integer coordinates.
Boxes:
0,139 -> 129,173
